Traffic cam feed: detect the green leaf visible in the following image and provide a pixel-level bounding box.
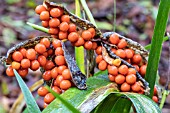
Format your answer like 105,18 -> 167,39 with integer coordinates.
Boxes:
145,0 -> 170,98
91,94 -> 122,113
45,86 -> 81,113
124,93 -> 161,113
75,0 -> 85,74
43,72 -> 118,113
110,97 -> 132,113
14,70 -> 41,113
26,22 -> 49,33
43,71 -> 160,113
93,92 -> 160,113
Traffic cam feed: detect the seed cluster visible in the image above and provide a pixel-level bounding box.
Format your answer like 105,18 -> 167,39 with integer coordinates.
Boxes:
95,33 -> 147,94
5,3 -> 159,108
35,5 -> 97,50
6,37 -> 75,107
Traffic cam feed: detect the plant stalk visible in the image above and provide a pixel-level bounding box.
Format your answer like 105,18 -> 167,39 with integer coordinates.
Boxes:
75,0 -> 85,74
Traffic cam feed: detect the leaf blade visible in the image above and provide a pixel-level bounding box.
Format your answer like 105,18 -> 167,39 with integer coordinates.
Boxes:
14,70 -> 41,113
145,0 -> 170,97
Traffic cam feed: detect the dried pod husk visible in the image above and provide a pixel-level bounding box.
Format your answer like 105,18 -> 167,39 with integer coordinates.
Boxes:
102,43 -> 150,95
1,36 -> 53,65
61,42 -> 87,89
102,32 -> 149,62
43,0 -> 102,40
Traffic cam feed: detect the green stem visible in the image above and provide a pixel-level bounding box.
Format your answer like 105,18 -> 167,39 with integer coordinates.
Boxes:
145,36 -> 169,50
80,0 -> 97,27
159,90 -> 169,109
26,22 -> 49,33
75,0 -> 85,74
113,0 -> 116,32
145,0 -> 170,98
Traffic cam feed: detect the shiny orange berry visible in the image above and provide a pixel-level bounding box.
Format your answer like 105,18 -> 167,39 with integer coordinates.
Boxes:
62,69 -> 71,80
84,41 -> 93,50
88,28 -> 95,38
49,18 -> 60,28
95,46 -> 102,55
125,49 -> 134,59
52,39 -> 61,48
59,22 -> 69,32
154,86 -> 157,96
50,8 -> 63,18
40,11 -> 50,21
26,49 -> 36,60
37,86 -> 49,97
18,68 -> 28,77
43,52 -> 48,57
61,15 -> 70,23
118,39 -> 127,49
35,5 -> 46,14
74,37 -> 85,47
30,60 -> 40,71
108,74 -> 115,82
68,23 -> 76,32
109,33 -> 120,45
44,103 -> 48,108
68,32 -> 79,42
51,67 -> 58,79
139,65 -> 147,76
57,65 -> 67,75
126,74 -> 136,85
132,64 -> 139,72
38,55 -> 47,66
55,47 -> 64,55
59,31 -> 68,40
49,28 -> 59,35
52,86 -> 62,94
128,68 -> 136,75
92,42 -> 97,50
131,82 -> 141,92
132,54 -> 142,64
12,51 -> 23,62
42,21 -> 49,28
121,82 -> 131,92
40,38 -> 50,48
6,66 -> 14,77
108,65 -> 118,76
96,55 -> 103,64
60,80 -> 71,90
54,75 -> 64,86
44,93 -> 55,104
115,74 -> 125,84
19,48 -> 27,58
152,96 -> 158,103
98,60 -> 107,71
11,61 -> 20,70
82,30 -> 92,40
35,43 -> 46,54
47,49 -> 54,56
43,71 -> 52,81
111,48 -> 116,53
115,49 -> 126,58
21,59 -> 30,69
44,60 -> 55,70
118,65 -> 128,75
55,55 -> 66,66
